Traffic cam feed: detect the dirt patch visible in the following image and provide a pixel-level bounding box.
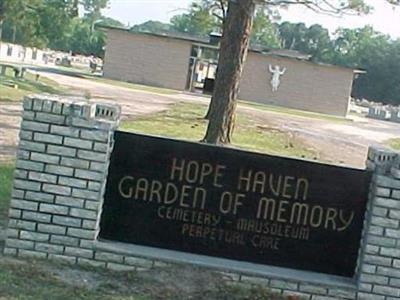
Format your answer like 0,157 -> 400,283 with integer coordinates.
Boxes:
0,252 -> 286,300
0,103 -> 22,162
48,266 -> 104,290
1,69 -> 399,167
238,106 -> 400,168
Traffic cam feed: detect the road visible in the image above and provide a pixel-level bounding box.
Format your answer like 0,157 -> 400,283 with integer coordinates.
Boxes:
1,70 -> 399,168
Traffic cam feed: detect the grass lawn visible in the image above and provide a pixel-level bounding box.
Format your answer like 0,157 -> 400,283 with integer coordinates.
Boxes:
0,67 -> 64,102
0,258 -> 285,300
82,73 -> 348,122
0,259 -> 150,300
121,102 -> 317,160
83,74 -> 179,95
239,100 -> 350,123
386,138 -> 400,150
0,161 -> 14,225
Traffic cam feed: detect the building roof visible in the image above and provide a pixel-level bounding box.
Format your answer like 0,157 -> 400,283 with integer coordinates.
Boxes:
97,24 -> 365,74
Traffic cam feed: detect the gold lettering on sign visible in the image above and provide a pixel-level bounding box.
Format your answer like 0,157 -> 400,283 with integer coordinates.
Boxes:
338,211 -> 355,231
277,200 -> 289,222
219,192 -> 245,215
200,163 -> 213,184
135,178 -> 148,200
214,165 -> 225,188
253,171 -> 266,193
256,197 -> 275,220
237,169 -> 309,200
186,161 -> 200,183
164,183 -> 178,204
119,156 -> 358,253
237,169 -> 251,191
236,218 -> 310,240
193,188 -> 207,210
290,202 -> 308,225
295,178 -> 309,201
310,205 -> 323,228
282,176 -> 294,199
170,158 -> 185,181
179,185 -> 191,207
324,208 -> 338,230
269,174 -> 282,197
255,197 -> 354,231
181,223 -> 245,245
157,206 -> 221,226
118,176 -> 207,209
251,235 -> 280,250
149,180 -> 162,202
170,158 -> 226,187
118,176 -> 134,198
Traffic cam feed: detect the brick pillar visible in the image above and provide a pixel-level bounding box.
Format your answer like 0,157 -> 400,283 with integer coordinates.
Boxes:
4,95 -> 120,262
357,146 -> 400,299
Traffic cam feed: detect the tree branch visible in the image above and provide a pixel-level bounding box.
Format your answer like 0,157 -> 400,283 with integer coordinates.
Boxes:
219,0 -> 227,19
257,0 -> 370,16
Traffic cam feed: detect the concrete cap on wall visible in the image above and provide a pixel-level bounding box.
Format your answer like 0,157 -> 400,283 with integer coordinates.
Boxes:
391,155 -> 400,179
367,145 -> 399,174
24,94 -> 121,124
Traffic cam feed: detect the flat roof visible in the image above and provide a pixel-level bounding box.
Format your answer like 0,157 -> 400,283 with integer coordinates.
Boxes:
97,24 -> 365,74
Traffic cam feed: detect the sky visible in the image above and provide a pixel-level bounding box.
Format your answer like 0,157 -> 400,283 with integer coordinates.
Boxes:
102,0 -> 400,39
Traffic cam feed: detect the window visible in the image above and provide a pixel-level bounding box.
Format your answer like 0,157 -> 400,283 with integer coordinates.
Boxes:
7,45 -> 13,56
32,49 -> 37,60
202,48 -> 218,61
190,45 -> 199,58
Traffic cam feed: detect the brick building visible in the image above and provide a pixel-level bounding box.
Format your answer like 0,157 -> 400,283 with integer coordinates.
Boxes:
100,26 -> 363,117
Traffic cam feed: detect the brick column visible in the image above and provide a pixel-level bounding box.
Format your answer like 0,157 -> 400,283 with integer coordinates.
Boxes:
4,95 -> 120,262
356,146 -> 400,299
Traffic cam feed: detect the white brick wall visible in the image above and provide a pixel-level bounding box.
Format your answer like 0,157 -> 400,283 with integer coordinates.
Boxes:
356,150 -> 400,299
4,95 -> 400,300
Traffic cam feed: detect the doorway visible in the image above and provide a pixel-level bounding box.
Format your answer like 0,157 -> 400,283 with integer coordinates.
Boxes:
186,45 -> 219,94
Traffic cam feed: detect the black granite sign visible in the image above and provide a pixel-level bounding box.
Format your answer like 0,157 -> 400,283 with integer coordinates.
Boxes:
100,131 -> 371,277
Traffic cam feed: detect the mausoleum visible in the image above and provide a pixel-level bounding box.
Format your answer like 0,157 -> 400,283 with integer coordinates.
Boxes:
100,25 -> 363,117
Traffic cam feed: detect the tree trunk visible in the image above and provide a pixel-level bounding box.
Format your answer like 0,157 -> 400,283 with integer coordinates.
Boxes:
202,0 -> 255,144
72,0 -> 79,17
204,71 -> 218,119
0,19 -> 3,41
12,25 -> 16,43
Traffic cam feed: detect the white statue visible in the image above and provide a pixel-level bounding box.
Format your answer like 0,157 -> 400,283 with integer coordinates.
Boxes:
268,64 -> 286,92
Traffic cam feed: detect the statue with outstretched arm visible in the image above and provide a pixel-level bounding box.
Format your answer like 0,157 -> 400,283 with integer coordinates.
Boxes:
269,64 -> 286,92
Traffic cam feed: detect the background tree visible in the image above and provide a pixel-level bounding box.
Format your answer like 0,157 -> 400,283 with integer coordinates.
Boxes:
0,0 -> 5,40
170,0 -> 223,37
279,22 -> 333,61
82,0 -> 109,32
34,0 -> 78,48
130,21 -> 172,33
0,0 -> 116,56
332,26 -> 400,104
250,8 -> 281,48
169,0 -> 280,48
65,16 -> 123,57
1,0 -> 32,44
